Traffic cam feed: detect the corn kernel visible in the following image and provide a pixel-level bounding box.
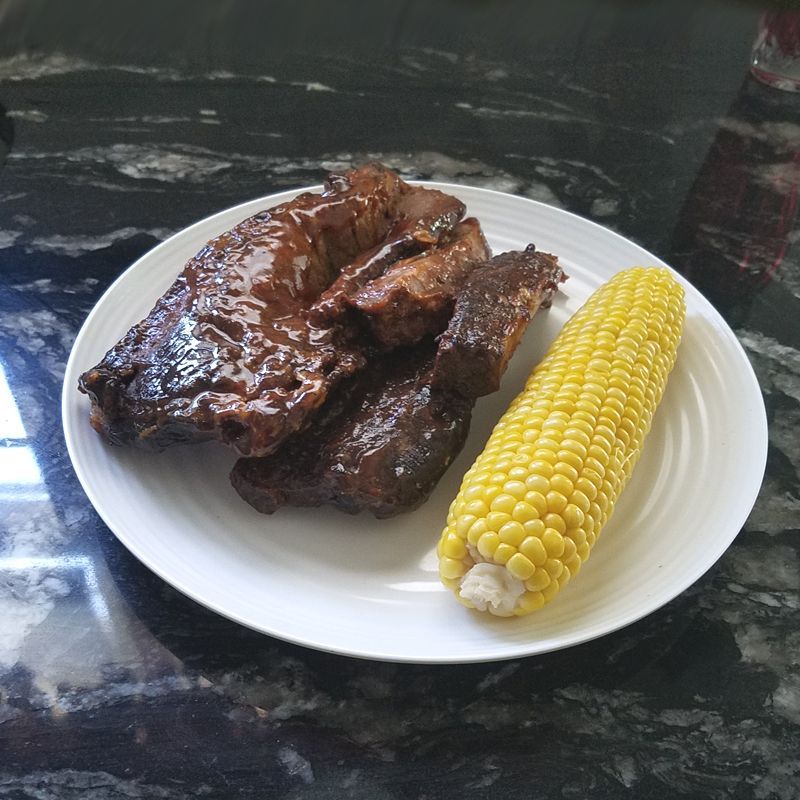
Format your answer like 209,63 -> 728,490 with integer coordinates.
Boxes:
563,503 -> 585,529
584,457 -> 606,478
543,513 -> 567,535
515,591 -> 545,614
477,532 -> 500,559
526,568 -> 551,591
511,502 -> 539,525
498,521 -> 525,546
483,485 -> 502,504
462,485 -> 486,503
525,473 -> 550,494
525,491 -> 548,516
541,580 -> 560,602
557,449 -> 583,472
494,542 -> 516,564
455,514 -> 477,538
565,555 -> 582,575
490,493 -> 517,515
533,451 -> 558,468
558,565 -> 571,588
523,518 -> 546,538
587,444 -> 610,465
568,528 -> 587,548
569,490 -> 591,514
563,427 -> 591,449
529,460 -> 554,478
550,474 -> 574,497
503,480 -> 528,500
519,535 -> 548,566
464,499 -> 489,518
560,439 -> 588,460
486,511 -> 512,532
546,491 -> 568,514
542,528 -> 565,558
439,557 -> 466,581
507,553 -> 536,580
544,558 -> 564,579
574,477 -> 597,502
466,519 -> 488,545
442,534 -> 467,560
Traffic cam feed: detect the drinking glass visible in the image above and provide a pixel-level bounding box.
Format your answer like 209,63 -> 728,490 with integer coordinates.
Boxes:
751,11 -> 800,92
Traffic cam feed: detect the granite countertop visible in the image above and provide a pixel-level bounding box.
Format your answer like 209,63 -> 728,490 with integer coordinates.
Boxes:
1,3 -> 798,798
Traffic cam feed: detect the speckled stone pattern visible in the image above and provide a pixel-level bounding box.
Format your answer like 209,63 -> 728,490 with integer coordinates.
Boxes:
0,2 -> 798,798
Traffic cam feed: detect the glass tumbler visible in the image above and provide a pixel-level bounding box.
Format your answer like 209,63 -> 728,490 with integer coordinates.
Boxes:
751,11 -> 800,91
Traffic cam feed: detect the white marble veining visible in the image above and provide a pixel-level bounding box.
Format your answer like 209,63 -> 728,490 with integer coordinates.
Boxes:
278,746 -> 315,785
6,109 -> 48,122
26,228 -> 175,257
0,52 -> 338,93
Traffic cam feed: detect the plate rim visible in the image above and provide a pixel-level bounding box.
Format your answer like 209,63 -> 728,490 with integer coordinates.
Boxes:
62,181 -> 769,663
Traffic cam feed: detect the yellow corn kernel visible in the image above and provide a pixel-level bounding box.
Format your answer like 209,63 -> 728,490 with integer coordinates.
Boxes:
526,568 -> 551,591
542,528 -> 565,558
525,491 -> 548,516
514,591 -> 545,615
543,513 -> 567,535
490,493 -> 517,515
439,557 -> 467,581
442,533 -> 467,560
544,558 -> 564,579
494,542 -> 517,564
512,501 -> 539,524
519,535 -> 547,566
507,553 -> 536,581
477,532 -> 500,559
497,520 -> 525,546
466,519 -> 488,545
522,518 -> 546,539
455,514 -> 477,538
546,491 -> 568,514
550,474 -> 574,497
486,511 -> 512,532
438,267 -> 685,616
562,503 -> 585,529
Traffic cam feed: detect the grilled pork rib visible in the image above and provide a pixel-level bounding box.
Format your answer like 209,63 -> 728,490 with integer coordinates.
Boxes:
432,245 -> 565,398
231,344 -> 473,518
309,187 -> 465,325
347,218 -> 490,348
231,246 -> 566,517
79,164 -> 464,457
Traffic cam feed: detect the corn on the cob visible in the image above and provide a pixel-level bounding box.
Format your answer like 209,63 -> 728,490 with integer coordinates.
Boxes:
437,266 -> 686,616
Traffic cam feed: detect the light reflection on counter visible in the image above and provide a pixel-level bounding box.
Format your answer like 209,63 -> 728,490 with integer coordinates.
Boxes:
0,362 -> 26,439
0,555 -> 111,628
0,361 -> 47,501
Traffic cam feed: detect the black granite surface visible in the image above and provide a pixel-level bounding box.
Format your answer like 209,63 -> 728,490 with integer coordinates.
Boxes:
0,2 -> 798,798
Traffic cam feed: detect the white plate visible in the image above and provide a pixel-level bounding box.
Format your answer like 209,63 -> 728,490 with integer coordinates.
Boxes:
62,183 -> 768,663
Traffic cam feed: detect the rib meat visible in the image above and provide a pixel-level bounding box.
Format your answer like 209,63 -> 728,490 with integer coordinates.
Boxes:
432,244 -> 566,399
231,247 -> 566,518
231,344 -> 473,518
79,163 -> 414,457
309,186 -> 465,325
348,218 -> 490,348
